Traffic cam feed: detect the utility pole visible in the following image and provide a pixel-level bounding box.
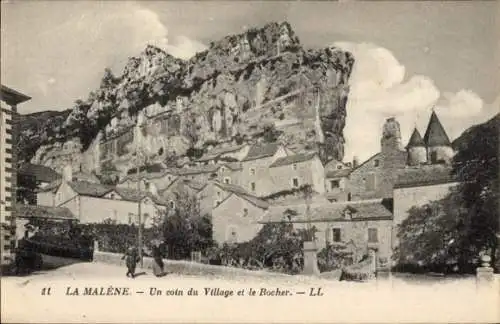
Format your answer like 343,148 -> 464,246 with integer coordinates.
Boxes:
135,124 -> 144,268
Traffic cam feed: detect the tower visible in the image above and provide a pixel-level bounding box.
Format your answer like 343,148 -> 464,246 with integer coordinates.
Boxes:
423,110 -> 453,164
406,128 -> 427,166
381,117 -> 403,155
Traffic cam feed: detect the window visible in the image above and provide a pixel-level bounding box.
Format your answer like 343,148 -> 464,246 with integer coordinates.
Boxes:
368,228 -> 378,243
292,178 -> 299,188
145,182 -> 150,190
110,193 -> 116,199
243,208 -> 248,217
224,177 -> 231,184
57,192 -> 62,202
169,201 -> 175,209
292,163 -> 297,170
217,191 -> 221,197
220,167 -> 226,173
337,165 -> 343,170
251,182 -> 256,192
128,213 -> 134,224
143,213 -> 149,224
250,168 -> 256,176
347,193 -> 352,201
374,159 -> 380,167
227,226 -> 238,243
330,180 -> 340,189
332,228 -> 342,242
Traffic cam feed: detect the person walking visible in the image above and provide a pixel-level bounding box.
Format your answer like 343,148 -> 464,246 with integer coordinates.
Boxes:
151,240 -> 165,277
122,246 -> 140,278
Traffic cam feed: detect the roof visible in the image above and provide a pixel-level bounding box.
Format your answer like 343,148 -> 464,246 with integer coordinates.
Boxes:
18,163 -> 61,183
269,152 -> 317,168
16,204 -> 75,220
174,165 -> 220,176
243,143 -> 282,161
112,187 -> 168,206
36,180 -> 62,193
394,165 -> 458,189
406,128 -> 425,148
213,181 -> 270,209
1,84 -> 31,105
423,111 -> 452,146
197,144 -> 247,162
67,181 -> 114,197
260,199 -> 393,223
325,168 -> 352,179
72,172 -> 100,183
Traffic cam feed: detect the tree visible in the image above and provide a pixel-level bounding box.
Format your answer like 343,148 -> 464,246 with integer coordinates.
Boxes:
451,114 -> 499,270
162,191 -> 214,259
395,115 -> 499,273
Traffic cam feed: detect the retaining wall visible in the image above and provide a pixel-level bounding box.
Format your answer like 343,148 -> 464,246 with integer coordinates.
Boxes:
93,250 -> 293,279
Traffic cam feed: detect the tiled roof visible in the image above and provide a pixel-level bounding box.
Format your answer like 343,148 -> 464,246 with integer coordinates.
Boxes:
184,180 -> 207,191
260,199 -> 393,223
269,152 -> 317,168
243,143 -> 282,161
423,111 -> 451,146
325,168 -> 351,178
197,144 -> 247,162
214,181 -> 269,209
112,187 -> 169,206
36,179 -> 62,193
406,128 -> 425,148
72,172 -> 100,183
68,181 -> 113,197
220,162 -> 243,171
175,165 -> 220,176
16,204 -> 75,220
18,163 -> 61,183
394,165 -> 457,189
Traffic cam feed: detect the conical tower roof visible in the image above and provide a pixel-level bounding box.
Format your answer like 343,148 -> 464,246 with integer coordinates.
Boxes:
423,110 -> 451,146
406,128 -> 425,148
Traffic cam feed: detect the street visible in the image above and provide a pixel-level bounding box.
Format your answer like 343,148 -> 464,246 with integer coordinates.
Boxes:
2,262 -> 499,323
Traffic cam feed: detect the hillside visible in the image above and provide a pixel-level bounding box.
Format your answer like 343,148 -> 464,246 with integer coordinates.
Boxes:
452,113 -> 500,151
19,22 -> 355,174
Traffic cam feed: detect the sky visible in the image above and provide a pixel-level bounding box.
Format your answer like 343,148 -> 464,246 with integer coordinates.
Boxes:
1,0 -> 499,162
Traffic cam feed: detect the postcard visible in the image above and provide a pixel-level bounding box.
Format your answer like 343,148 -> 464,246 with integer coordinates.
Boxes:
1,0 -> 499,323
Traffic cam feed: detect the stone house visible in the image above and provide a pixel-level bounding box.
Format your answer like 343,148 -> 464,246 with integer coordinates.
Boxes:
323,159 -> 352,202
211,184 -> 270,244
1,85 -> 31,266
260,199 -> 393,264
239,142 -> 291,197
268,152 -> 325,194
347,112 -> 454,201
37,168 -> 167,227
392,164 -> 459,251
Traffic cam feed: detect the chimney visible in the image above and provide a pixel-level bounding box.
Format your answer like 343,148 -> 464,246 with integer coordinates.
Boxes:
63,164 -> 73,182
352,156 -> 359,168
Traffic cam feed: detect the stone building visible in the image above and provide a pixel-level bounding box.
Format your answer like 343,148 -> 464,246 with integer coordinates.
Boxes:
347,111 -> 455,201
348,117 -> 407,201
260,199 -> 393,264
239,142 -> 291,197
324,159 -> 352,202
392,165 -> 459,252
37,167 -> 167,227
211,184 -> 269,244
1,85 -> 31,267
268,152 -> 325,194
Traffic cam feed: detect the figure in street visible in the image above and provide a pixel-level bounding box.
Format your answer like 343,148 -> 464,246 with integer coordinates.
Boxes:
122,246 -> 140,278
151,239 -> 165,277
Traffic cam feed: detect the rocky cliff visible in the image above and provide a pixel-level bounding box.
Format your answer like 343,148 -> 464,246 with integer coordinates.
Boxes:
20,22 -> 354,174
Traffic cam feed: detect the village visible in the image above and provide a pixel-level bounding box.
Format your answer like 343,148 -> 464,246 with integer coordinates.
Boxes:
1,81 -> 466,276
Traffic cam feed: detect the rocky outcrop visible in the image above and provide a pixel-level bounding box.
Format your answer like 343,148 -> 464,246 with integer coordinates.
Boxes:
21,22 -> 354,174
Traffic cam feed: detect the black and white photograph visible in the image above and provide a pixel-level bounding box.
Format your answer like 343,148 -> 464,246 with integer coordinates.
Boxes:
1,0 -> 499,322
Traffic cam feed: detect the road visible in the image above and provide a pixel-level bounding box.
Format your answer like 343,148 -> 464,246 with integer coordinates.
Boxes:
2,262 -> 499,323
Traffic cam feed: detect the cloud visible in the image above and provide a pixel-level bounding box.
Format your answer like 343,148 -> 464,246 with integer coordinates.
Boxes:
333,42 -> 484,162
166,35 -> 208,60
1,2 -> 209,112
435,90 -> 483,118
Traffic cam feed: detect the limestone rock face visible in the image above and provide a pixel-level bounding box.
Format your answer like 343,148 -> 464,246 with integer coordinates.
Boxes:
19,21 -> 354,173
